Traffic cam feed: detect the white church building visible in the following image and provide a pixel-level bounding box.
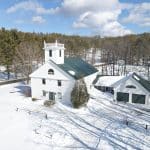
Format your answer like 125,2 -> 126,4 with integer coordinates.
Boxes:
30,41 -> 97,104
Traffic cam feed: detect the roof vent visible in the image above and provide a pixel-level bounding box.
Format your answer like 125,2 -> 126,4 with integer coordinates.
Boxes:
68,70 -> 75,76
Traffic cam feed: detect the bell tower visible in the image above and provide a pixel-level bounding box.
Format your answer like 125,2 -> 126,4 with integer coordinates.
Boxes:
43,40 -> 65,64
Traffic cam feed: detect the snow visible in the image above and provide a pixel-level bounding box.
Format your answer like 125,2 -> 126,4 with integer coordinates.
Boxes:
68,70 -> 75,76
0,75 -> 150,149
0,66 -> 6,72
133,74 -> 140,81
95,76 -> 124,87
96,64 -> 148,79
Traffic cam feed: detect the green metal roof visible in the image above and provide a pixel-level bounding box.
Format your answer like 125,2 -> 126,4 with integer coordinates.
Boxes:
58,57 -> 98,80
132,73 -> 150,92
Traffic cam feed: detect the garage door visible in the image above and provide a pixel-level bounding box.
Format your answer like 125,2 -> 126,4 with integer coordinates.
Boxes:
117,92 -> 129,102
132,94 -> 145,104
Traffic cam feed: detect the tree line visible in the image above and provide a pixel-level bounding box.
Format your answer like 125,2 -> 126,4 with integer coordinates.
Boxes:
0,27 -> 149,80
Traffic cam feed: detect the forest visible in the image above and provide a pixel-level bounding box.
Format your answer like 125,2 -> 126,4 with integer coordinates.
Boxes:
0,27 -> 149,80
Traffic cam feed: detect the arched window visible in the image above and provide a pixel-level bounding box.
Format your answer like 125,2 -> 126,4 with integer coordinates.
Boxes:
126,85 -> 136,89
48,69 -> 54,75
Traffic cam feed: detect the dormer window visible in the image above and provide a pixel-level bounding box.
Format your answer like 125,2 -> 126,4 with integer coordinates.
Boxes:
49,50 -> 52,57
48,69 -> 54,75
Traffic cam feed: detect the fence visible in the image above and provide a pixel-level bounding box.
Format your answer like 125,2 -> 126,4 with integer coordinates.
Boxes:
0,78 -> 28,86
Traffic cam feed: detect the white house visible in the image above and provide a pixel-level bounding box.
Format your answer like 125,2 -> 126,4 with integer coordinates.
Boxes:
30,40 -> 97,104
94,73 -> 150,105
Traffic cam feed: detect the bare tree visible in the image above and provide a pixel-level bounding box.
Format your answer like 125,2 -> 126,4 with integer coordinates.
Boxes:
14,41 -> 42,83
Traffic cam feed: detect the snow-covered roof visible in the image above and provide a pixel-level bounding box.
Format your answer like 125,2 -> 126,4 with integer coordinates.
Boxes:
94,73 -> 150,93
94,76 -> 124,87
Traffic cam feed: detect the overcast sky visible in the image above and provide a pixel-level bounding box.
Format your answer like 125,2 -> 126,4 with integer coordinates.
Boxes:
0,0 -> 149,37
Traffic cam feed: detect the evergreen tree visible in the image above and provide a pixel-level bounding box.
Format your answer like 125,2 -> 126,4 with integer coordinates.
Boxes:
71,78 -> 89,108
0,28 -> 19,79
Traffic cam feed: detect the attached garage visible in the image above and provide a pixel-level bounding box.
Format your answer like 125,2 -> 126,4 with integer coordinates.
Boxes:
132,94 -> 145,104
94,73 -> 150,105
117,92 -> 129,102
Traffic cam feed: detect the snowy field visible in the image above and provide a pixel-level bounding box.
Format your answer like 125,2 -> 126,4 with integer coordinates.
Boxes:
0,79 -> 150,149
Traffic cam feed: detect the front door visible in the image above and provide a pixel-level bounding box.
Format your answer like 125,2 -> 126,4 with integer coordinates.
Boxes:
49,92 -> 55,101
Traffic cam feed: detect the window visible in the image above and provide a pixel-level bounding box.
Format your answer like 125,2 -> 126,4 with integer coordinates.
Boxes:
49,50 -> 52,57
42,78 -> 46,84
58,80 -> 61,86
59,50 -> 61,57
48,69 -> 54,75
57,92 -> 62,99
43,90 -> 46,96
126,85 -> 136,89
49,92 -> 55,100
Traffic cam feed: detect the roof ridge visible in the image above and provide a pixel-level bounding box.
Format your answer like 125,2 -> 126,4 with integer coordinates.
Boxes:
132,72 -> 150,92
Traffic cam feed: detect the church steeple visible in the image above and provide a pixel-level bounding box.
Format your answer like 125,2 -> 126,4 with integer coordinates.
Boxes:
43,40 -> 65,64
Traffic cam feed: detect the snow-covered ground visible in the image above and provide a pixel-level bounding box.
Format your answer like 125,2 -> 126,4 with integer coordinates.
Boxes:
0,77 -> 150,149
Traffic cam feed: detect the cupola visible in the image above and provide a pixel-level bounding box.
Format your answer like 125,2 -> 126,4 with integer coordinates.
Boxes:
43,40 -> 65,64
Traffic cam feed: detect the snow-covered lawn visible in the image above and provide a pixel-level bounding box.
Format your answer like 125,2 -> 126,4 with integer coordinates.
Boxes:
0,81 -> 150,150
